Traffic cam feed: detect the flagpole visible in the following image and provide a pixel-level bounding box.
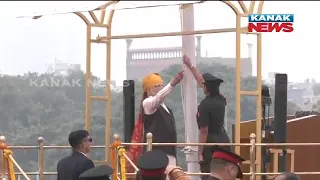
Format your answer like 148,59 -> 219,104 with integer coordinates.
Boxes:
180,4 -> 199,180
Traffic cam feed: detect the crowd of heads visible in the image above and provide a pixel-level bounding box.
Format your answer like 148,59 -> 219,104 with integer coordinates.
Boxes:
294,110 -> 320,118
273,172 -> 300,180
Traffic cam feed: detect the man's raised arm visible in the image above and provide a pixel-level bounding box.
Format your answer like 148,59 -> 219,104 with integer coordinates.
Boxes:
143,83 -> 174,115
143,71 -> 184,115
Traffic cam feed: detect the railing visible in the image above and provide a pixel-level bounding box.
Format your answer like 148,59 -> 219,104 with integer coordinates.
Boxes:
0,136 -> 31,180
2,133 -> 320,180
112,133 -> 320,180
0,136 -> 108,179
130,50 -> 200,60
131,50 -> 183,60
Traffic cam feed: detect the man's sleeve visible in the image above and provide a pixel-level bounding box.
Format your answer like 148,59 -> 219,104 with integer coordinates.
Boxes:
143,83 -> 173,115
198,102 -> 210,128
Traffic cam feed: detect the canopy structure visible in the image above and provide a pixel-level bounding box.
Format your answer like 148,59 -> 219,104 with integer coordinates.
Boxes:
16,1 -> 265,180
15,1 -> 203,19
111,1 -> 202,10
15,1 -> 108,19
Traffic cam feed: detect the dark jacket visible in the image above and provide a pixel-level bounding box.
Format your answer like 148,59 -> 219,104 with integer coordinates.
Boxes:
197,95 -> 231,162
57,151 -> 95,180
197,95 -> 226,133
142,105 -> 177,157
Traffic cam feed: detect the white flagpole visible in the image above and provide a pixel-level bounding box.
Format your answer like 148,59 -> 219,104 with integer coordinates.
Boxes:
180,4 -> 199,180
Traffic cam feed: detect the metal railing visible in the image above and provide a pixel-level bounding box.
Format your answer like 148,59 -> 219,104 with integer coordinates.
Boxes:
0,136 -> 31,180
1,133 -> 320,180
113,133 -> 320,180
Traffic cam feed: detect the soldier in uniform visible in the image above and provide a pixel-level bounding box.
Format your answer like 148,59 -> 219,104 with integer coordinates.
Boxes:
183,55 -> 231,180
79,164 -> 113,180
209,146 -> 245,180
136,149 -> 169,180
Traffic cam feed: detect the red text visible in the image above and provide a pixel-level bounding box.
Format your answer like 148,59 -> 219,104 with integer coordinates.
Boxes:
248,22 -> 294,33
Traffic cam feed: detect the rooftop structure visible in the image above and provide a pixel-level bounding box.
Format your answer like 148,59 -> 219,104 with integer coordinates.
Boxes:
125,36 -> 253,80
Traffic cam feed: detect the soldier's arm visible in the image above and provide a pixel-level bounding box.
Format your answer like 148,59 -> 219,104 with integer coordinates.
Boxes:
198,102 -> 210,156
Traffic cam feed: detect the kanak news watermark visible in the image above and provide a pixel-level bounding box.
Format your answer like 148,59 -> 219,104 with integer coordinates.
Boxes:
29,78 -> 129,88
248,14 -> 294,33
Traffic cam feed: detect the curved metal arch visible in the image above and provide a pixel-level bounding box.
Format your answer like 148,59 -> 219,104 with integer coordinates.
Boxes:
108,1 -> 242,24
221,1 -> 241,15
74,12 -> 90,25
84,0 -> 265,173
25,0 -> 264,169
105,2 -> 263,180
105,0 -> 264,144
257,1 -> 264,14
220,1 -> 265,15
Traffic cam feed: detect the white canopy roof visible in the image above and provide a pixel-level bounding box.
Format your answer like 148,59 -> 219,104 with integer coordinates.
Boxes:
15,1 -> 202,19
112,1 -> 202,10
15,1 -> 111,18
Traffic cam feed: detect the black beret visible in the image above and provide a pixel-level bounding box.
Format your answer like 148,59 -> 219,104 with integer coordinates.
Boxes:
79,165 -> 113,180
137,150 -> 169,176
202,73 -> 223,83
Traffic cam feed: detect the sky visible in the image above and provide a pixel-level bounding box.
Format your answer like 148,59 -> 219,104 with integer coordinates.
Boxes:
0,1 -> 318,84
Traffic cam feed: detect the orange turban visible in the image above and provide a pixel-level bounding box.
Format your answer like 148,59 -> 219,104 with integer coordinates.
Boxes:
142,73 -> 163,92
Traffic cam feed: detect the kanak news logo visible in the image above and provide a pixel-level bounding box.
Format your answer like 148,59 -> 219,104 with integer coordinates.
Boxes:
248,14 -> 294,33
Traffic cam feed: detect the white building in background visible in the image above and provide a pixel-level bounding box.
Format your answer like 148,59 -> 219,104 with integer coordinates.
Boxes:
47,58 -> 81,76
287,78 -> 319,110
263,71 -> 320,111
263,72 -> 280,86
301,78 -> 318,110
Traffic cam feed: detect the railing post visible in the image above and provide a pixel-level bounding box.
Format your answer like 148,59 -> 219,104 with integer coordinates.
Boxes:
111,134 -> 121,180
250,133 -> 256,180
37,137 -> 44,180
118,147 -> 127,180
146,133 -> 153,151
0,136 -> 7,180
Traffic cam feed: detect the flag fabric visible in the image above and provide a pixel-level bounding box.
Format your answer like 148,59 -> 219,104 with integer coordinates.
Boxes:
126,113 -> 144,173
